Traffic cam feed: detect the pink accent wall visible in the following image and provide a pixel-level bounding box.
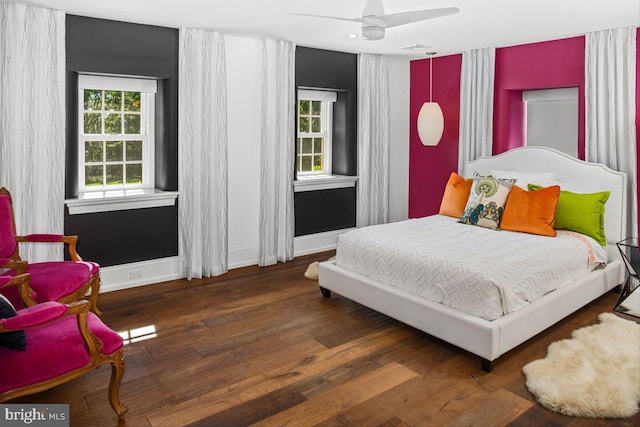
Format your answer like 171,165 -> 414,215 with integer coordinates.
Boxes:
636,28 -> 639,235
409,54 -> 462,218
493,37 -> 586,157
409,34 -> 639,232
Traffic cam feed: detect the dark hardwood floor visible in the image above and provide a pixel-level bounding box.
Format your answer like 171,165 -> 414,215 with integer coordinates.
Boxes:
18,252 -> 640,426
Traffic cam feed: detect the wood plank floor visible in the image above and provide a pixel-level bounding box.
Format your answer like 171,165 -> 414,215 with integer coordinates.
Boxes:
17,252 -> 640,427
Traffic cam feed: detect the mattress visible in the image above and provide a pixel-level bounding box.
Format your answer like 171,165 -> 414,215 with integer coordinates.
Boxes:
336,215 -> 600,321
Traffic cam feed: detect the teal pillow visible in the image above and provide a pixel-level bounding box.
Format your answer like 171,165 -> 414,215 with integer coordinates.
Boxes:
528,184 -> 610,245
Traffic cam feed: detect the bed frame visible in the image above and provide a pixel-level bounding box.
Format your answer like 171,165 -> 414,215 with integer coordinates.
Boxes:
318,146 -> 628,372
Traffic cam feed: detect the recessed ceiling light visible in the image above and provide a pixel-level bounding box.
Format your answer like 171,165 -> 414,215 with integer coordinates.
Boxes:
348,33 -> 358,39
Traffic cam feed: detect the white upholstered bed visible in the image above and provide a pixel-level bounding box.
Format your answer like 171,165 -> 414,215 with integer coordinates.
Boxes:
318,146 -> 628,372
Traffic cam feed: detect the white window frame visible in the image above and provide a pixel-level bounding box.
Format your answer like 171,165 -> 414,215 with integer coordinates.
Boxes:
77,74 -> 157,193
296,89 -> 336,177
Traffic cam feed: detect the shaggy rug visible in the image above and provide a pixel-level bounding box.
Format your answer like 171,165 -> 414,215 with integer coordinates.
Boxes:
523,313 -> 640,418
304,256 -> 336,280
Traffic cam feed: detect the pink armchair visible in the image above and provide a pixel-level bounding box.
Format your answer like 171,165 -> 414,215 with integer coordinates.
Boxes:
0,274 -> 127,421
0,187 -> 101,315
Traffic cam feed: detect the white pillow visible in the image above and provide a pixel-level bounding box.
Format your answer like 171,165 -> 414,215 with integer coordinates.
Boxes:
489,169 -> 557,190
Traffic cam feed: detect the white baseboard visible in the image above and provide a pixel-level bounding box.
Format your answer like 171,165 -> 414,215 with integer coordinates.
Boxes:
99,256 -> 181,293
99,229 -> 351,292
294,228 -> 352,257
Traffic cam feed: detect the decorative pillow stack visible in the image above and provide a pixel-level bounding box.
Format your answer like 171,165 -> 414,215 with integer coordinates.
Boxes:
529,184 -> 610,245
459,173 -> 516,230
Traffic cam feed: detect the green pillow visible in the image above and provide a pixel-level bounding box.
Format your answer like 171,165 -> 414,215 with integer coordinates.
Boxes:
528,184 -> 610,245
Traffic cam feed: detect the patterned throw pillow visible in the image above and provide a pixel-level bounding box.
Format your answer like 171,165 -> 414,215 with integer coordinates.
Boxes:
460,173 -> 516,230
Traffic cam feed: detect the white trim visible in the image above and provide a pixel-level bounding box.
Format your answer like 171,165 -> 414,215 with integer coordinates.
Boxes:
294,228 -> 353,256
99,256 -> 181,293
78,74 -> 157,93
294,174 -> 358,192
298,89 -> 337,102
65,189 -> 178,214
229,243 -> 260,269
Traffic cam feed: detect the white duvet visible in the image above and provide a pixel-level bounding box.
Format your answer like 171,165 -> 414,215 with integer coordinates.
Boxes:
336,215 -> 603,321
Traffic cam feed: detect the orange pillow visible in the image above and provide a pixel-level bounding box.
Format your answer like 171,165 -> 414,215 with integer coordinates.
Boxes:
501,185 -> 561,236
439,172 -> 473,218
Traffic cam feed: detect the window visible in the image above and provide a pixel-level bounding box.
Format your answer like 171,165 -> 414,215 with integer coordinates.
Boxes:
523,87 -> 578,157
297,89 -> 336,176
78,75 -> 157,192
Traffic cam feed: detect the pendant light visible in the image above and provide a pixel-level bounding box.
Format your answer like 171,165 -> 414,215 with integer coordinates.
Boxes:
417,52 -> 444,146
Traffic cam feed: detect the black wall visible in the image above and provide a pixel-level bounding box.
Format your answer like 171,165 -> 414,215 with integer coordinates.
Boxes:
65,16 -> 179,266
294,47 -> 357,236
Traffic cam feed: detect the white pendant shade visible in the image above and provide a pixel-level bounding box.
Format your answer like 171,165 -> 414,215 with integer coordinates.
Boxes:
417,102 -> 444,146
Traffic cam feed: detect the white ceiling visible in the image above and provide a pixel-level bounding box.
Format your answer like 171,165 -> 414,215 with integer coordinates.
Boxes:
21,0 -> 640,58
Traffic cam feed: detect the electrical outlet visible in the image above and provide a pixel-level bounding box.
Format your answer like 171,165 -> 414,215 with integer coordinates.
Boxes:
129,269 -> 144,280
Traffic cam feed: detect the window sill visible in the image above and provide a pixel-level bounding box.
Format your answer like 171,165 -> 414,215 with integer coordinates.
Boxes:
65,189 -> 178,215
294,174 -> 358,192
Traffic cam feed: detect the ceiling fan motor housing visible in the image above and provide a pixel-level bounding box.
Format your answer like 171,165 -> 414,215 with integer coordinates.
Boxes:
362,25 -> 385,40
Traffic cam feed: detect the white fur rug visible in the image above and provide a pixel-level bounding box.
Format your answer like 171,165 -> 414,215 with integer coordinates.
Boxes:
304,256 -> 336,280
523,313 -> 640,418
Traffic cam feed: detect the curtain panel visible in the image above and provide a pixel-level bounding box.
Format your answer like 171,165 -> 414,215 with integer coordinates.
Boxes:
178,28 -> 229,279
357,54 -> 390,228
585,26 -> 638,236
258,39 -> 295,266
0,2 -> 65,262
458,47 -> 495,173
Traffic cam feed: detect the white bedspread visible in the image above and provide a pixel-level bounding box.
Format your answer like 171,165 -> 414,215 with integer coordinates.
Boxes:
336,215 -> 596,321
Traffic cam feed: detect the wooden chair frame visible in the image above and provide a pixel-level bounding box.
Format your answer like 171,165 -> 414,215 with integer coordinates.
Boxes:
0,187 -> 101,315
0,275 -> 127,420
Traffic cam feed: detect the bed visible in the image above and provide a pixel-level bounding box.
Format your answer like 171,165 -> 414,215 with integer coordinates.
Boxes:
318,146 -> 628,372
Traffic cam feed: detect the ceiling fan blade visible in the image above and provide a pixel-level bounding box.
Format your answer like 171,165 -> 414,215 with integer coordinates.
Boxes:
381,7 -> 460,28
362,0 -> 385,18
289,12 -> 363,24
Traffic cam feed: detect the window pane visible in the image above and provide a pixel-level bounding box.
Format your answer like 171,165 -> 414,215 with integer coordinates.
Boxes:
311,101 -> 321,115
313,138 -> 323,154
84,113 -> 101,134
313,155 -> 323,171
84,90 -> 102,110
301,138 -> 312,154
299,100 -> 309,115
301,156 -> 312,171
104,90 -> 122,111
126,164 -> 143,184
124,91 -> 141,112
104,113 -> 122,134
311,117 -> 321,133
106,164 -> 123,185
85,165 -> 103,187
85,141 -> 104,162
106,141 -> 123,162
124,114 -> 141,134
126,140 -> 143,161
299,117 -> 309,133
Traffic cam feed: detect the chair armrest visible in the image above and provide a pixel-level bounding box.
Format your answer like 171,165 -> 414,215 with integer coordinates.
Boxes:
0,301 -> 70,331
0,259 -> 27,273
15,234 -> 83,261
0,272 -> 36,307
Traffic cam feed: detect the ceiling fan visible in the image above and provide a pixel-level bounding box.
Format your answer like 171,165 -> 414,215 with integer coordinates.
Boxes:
290,0 -> 460,41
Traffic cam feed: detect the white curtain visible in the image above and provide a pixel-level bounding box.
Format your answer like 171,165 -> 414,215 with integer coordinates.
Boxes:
585,27 -> 638,237
0,2 -> 65,262
258,39 -> 295,266
458,47 -> 496,173
357,54 -> 390,228
178,28 -> 228,279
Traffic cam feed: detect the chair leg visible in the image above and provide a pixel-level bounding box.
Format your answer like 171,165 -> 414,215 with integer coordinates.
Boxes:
89,275 -> 102,317
108,349 -> 128,421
